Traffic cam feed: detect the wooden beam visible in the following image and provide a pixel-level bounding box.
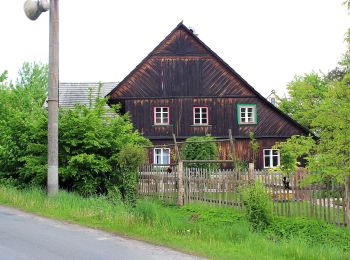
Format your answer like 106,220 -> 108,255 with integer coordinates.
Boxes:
182,160 -> 233,163
229,129 -> 237,170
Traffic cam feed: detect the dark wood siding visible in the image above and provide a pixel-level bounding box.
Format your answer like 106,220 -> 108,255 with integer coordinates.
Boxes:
109,26 -> 255,100
125,97 -> 305,138
108,23 -> 310,170
147,138 -> 287,169
110,57 -> 254,99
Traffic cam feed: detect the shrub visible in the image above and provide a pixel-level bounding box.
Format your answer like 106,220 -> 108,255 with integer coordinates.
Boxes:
240,181 -> 272,231
114,143 -> 147,205
181,135 -> 219,170
0,64 -> 150,201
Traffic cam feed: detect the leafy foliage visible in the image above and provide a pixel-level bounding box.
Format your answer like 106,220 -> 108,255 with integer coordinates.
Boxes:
58,94 -> 149,201
279,73 -> 328,130
0,63 -> 150,203
0,62 -> 48,187
278,5 -> 350,180
273,135 -> 315,177
181,135 -> 219,170
240,181 -> 272,232
115,143 -> 147,205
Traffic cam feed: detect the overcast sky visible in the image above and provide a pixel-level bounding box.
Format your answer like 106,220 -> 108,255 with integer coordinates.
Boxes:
1,0 -> 349,96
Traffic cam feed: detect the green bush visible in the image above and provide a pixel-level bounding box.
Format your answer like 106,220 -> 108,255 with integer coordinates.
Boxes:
115,143 -> 147,205
240,181 -> 272,231
0,63 -> 48,188
0,63 -> 150,201
181,135 -> 219,170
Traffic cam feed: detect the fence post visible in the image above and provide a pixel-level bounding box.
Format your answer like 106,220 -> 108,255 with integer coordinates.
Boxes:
346,175 -> 350,227
178,160 -> 184,206
248,163 -> 255,183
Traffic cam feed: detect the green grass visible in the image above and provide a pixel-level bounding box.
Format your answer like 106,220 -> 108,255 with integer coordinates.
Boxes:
0,185 -> 349,260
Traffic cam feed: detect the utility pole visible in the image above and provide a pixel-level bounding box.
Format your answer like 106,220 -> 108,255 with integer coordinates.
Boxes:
47,0 -> 59,196
24,0 -> 59,196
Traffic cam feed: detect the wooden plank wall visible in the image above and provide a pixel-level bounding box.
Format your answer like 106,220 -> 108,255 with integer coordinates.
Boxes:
126,97 -> 304,139
147,138 -> 285,169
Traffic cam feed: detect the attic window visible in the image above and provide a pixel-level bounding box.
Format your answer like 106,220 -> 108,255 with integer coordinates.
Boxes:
237,104 -> 257,125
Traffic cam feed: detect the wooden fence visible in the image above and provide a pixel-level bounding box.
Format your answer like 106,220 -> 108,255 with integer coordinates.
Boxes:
138,165 -> 348,227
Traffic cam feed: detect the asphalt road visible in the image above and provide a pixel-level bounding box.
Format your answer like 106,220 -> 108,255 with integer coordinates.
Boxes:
0,205 -> 201,260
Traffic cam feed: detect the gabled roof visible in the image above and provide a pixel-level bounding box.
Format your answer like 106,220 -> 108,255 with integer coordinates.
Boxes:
106,22 -> 312,135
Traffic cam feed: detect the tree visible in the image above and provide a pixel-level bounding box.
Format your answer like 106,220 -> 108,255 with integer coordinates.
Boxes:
0,62 -> 48,186
279,73 -> 328,130
0,63 -> 150,204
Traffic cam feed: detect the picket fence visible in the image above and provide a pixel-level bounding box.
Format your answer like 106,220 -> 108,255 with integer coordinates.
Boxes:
138,165 -> 348,227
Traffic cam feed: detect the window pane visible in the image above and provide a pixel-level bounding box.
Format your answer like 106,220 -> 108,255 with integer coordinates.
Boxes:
195,108 -> 200,113
272,150 -> 279,156
202,113 -> 207,119
154,149 -> 161,164
264,157 -> 270,168
195,119 -> 201,124
241,112 -> 246,122
273,156 -> 279,167
156,108 -> 161,113
248,108 -> 253,113
202,118 -> 207,124
163,150 -> 170,164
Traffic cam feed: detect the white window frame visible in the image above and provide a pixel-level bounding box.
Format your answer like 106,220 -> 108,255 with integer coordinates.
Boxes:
193,106 -> 209,125
153,148 -> 170,165
263,149 -> 280,168
239,105 -> 256,124
154,107 -> 170,125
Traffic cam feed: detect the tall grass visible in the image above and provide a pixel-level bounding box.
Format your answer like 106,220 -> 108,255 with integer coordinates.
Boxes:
0,185 -> 349,260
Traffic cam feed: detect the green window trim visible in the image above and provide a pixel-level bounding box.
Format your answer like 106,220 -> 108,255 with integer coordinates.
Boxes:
237,104 -> 258,125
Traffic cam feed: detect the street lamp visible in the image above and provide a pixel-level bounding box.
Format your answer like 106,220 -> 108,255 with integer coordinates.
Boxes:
24,0 -> 59,196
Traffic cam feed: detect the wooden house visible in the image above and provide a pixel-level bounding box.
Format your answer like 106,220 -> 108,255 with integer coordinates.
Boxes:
106,23 -> 310,169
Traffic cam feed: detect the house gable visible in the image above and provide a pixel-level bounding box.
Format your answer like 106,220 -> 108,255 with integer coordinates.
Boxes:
107,22 -> 311,137
107,22 -> 255,100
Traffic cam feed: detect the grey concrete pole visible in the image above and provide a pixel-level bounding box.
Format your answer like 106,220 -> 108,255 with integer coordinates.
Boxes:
47,0 -> 59,196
